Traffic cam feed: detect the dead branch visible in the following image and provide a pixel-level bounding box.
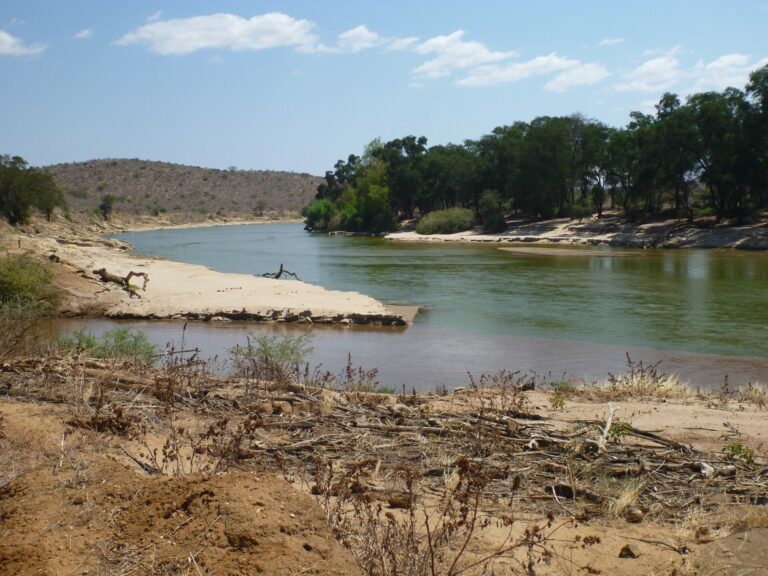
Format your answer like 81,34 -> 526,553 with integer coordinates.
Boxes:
261,263 -> 301,281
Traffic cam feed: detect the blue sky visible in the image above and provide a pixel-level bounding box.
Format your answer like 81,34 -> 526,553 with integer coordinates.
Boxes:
2,1 -> 767,175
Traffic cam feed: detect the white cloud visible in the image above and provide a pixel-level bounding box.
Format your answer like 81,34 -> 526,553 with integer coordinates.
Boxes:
147,11 -> 162,22
691,53 -> 768,91
74,28 -> 92,40
641,44 -> 683,57
544,62 -> 610,92
615,49 -> 768,94
386,36 -> 419,52
614,54 -> 683,92
337,25 -> 383,53
0,30 -> 46,56
116,12 -> 319,55
413,30 -> 517,80
599,37 -> 625,47
315,25 -> 418,54
318,25 -> 418,54
458,53 -> 579,86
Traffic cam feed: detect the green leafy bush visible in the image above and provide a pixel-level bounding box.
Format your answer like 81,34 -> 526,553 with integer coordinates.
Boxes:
59,328 -> 157,365
416,207 -> 475,235
230,333 -> 314,381
0,254 -> 59,310
304,199 -> 338,231
478,190 -> 507,233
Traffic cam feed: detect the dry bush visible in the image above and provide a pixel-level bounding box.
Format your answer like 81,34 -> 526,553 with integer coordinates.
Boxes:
466,370 -> 535,416
739,381 -> 767,408
586,355 -> 690,400
314,457 -> 570,576
67,386 -> 134,435
0,302 -> 50,362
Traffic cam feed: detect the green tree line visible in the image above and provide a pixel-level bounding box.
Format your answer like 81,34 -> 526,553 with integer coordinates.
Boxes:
0,155 -> 65,224
306,65 -> 768,233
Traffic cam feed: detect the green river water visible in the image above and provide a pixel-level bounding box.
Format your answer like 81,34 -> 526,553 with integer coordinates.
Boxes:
54,223 -> 768,390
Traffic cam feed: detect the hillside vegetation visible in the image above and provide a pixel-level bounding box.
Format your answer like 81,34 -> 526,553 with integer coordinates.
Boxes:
45,159 -> 321,218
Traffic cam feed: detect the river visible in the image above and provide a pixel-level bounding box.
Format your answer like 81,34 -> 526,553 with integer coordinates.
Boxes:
54,223 -> 768,390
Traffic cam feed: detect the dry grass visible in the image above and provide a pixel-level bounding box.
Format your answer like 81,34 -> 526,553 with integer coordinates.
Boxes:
607,478 -> 645,520
582,355 -> 691,400
739,381 -> 767,408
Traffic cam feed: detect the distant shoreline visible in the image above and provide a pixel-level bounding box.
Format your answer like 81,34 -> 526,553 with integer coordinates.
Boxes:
385,216 -> 768,251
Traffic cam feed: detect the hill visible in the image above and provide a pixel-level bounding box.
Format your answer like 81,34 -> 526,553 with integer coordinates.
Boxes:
44,159 -> 321,218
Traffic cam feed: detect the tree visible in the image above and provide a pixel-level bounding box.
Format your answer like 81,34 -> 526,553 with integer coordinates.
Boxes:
304,198 -> 337,231
0,155 -> 64,224
0,155 -> 32,224
27,170 -> 65,221
477,190 -> 506,232
746,65 -> 768,213
422,144 -> 477,212
99,194 -> 116,220
514,117 -> 573,218
373,135 -> 428,218
308,68 -> 768,232
688,89 -> 752,220
339,160 -> 397,234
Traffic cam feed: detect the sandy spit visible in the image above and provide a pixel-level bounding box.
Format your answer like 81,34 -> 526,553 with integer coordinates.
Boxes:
12,216 -> 412,326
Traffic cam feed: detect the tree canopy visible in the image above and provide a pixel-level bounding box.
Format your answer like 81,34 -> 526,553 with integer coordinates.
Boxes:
0,155 -> 65,224
306,65 -> 768,233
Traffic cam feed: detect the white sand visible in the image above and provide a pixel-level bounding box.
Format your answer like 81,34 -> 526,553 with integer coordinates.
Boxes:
24,225 -> 410,325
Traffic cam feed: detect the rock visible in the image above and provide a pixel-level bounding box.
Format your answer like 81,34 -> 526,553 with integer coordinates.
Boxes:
619,544 -> 639,558
625,507 -> 644,523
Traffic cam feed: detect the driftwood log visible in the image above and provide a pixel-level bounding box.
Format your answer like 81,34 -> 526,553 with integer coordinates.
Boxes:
93,268 -> 150,298
262,263 -> 301,281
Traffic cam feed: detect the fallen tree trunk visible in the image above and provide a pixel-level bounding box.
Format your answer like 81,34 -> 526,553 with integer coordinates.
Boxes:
93,268 -> 149,298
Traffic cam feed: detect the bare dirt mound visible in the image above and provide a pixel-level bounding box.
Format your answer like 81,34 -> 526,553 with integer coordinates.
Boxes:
0,403 -> 360,576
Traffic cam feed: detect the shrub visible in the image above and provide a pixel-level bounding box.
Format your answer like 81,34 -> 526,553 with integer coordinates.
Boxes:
0,255 -> 60,359
0,301 -> 46,360
560,202 -> 593,220
0,254 -> 59,310
415,207 -> 475,235
304,199 -> 337,231
478,190 -> 507,233
59,328 -> 157,365
230,333 -> 314,383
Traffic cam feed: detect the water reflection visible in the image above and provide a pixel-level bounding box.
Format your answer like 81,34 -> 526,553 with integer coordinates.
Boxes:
48,318 -> 768,391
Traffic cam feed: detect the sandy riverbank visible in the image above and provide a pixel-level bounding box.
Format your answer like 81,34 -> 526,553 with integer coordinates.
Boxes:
4,216 -> 413,326
386,216 -> 768,250
112,214 -> 304,233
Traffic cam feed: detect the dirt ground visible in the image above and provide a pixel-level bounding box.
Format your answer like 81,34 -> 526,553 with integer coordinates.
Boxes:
0,401 -> 361,576
1,356 -> 767,575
